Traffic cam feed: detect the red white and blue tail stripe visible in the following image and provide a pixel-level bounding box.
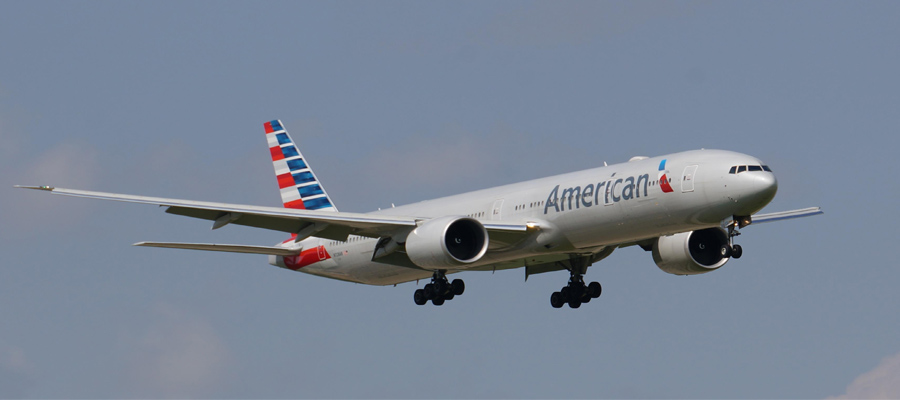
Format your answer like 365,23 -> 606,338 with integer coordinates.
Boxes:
264,120 -> 338,212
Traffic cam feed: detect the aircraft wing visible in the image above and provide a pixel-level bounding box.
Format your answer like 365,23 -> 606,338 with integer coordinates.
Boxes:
750,207 -> 823,224
15,186 -> 528,241
724,207 -> 823,229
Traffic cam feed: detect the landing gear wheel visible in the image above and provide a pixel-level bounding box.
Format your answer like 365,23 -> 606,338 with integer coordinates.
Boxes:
732,244 -> 743,259
434,281 -> 448,295
720,244 -> 732,258
588,282 -> 602,298
451,279 -> 465,296
414,270 -> 465,306
550,292 -> 565,308
550,257 -> 603,309
414,289 -> 427,305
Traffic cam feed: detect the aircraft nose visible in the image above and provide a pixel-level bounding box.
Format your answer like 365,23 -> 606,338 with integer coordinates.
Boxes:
758,172 -> 778,197
744,172 -> 778,209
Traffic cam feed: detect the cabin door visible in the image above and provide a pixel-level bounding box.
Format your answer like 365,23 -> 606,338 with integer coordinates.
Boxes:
682,165 -> 699,192
491,199 -> 504,220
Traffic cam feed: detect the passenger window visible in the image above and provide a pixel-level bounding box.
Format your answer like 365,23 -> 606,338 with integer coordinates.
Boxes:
737,166 -> 747,173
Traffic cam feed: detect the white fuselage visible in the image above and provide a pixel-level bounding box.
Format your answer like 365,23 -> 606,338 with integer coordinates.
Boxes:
274,149 -> 778,285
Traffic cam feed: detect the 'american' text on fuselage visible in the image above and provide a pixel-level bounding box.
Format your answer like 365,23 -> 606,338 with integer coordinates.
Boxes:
544,173 -> 652,214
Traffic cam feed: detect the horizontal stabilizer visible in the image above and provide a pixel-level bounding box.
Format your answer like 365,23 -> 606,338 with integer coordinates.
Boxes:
751,207 -> 823,224
134,241 -> 301,256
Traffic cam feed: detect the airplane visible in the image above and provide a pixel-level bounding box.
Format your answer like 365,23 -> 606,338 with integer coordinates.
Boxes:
17,119 -> 823,309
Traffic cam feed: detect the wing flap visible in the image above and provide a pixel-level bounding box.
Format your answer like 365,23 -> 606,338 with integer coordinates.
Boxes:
134,241 -> 301,256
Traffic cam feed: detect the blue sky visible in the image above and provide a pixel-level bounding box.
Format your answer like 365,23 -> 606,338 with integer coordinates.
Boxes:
1,1 -> 898,398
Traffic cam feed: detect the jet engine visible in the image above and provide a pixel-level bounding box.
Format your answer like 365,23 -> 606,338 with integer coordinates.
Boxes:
405,216 -> 489,270
652,228 -> 730,275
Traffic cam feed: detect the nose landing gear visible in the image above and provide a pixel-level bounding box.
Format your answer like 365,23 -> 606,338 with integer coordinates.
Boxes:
728,215 -> 748,259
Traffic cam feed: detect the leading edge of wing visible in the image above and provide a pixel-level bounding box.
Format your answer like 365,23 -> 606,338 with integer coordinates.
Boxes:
15,186 -> 531,238
747,207 -> 824,225
15,185 -> 417,234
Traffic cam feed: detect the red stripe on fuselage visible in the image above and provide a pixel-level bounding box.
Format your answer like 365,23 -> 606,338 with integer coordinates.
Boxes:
283,245 -> 330,270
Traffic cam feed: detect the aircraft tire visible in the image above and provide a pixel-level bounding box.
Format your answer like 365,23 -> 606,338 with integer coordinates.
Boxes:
568,299 -> 582,309
550,292 -> 565,308
720,244 -> 732,258
432,297 -> 445,306
414,289 -> 427,306
588,282 -> 602,298
424,283 -> 435,300
732,244 -> 743,259
570,285 -> 586,302
451,279 -> 465,296
445,293 -> 454,301
434,281 -> 446,295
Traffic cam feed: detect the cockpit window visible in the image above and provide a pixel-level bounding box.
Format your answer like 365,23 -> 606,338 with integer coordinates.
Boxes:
730,164 -> 773,174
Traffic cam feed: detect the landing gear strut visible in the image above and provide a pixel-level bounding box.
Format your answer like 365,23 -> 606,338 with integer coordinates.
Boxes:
728,216 -> 746,259
550,255 -> 602,309
414,270 -> 465,306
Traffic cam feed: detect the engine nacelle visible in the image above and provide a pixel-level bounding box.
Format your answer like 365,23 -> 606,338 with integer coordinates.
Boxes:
405,216 -> 489,270
652,228 -> 730,275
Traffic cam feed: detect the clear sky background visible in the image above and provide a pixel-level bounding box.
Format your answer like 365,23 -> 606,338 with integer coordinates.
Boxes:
1,1 -> 898,398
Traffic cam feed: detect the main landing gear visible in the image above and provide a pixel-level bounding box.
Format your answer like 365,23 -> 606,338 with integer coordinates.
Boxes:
549,255 -> 603,309
414,270 -> 465,306
550,271 -> 602,309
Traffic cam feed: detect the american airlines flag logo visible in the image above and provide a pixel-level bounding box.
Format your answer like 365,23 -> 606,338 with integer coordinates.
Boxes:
264,120 -> 336,211
658,159 -> 674,193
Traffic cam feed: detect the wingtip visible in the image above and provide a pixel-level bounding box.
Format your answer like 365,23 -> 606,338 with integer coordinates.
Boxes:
14,185 -> 55,191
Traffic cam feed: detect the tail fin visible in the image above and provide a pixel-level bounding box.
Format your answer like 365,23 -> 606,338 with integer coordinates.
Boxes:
263,119 -> 338,212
